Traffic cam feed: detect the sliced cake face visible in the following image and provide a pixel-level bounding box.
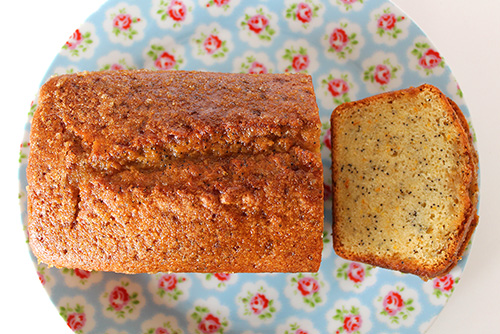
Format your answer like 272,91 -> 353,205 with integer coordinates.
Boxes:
331,85 -> 476,279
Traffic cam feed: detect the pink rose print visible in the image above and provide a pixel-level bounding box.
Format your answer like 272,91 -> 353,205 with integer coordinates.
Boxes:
343,314 -> 362,333
109,286 -> 130,311
203,34 -> 222,54
433,274 -> 454,292
323,128 -> 332,150
247,14 -> 269,34
168,0 -> 187,22
292,54 -> 309,72
383,291 -> 404,316
374,64 -> 391,85
155,327 -> 170,334
324,183 -> 332,200
419,49 -> 442,69
250,293 -> 269,315
377,13 -> 396,31
66,312 -> 86,332
198,313 -> 221,334
297,276 -> 320,296
248,61 -> 268,74
155,51 -> 177,70
329,28 -> 349,52
340,0 -> 357,3
158,274 -> 178,291
110,63 -> 124,70
74,268 -> 92,280
295,330 -> 309,334
214,273 -> 231,281
214,0 -> 230,6
296,3 -> 313,23
328,78 -> 349,97
113,13 -> 133,31
37,272 -> 46,285
347,262 -> 365,283
65,29 -> 82,50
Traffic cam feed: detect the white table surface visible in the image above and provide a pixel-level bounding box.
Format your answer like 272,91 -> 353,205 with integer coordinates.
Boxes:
1,0 -> 499,333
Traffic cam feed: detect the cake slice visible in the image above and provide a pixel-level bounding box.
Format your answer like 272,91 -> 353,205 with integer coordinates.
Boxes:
330,84 -> 478,279
27,70 -> 324,274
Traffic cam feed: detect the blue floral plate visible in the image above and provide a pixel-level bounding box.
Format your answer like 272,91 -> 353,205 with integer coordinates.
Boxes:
18,0 -> 478,333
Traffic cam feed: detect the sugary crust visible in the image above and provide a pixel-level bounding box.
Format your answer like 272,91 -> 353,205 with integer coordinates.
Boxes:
331,84 -> 479,280
27,70 -> 324,273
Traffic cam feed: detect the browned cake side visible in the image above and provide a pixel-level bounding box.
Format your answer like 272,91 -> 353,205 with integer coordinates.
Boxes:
331,84 -> 478,280
27,70 -> 324,274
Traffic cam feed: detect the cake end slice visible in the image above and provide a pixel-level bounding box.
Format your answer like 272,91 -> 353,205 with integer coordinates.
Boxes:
331,84 -> 478,280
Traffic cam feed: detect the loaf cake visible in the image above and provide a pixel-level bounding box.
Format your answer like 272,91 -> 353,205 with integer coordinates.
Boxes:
330,84 -> 478,279
27,70 -> 324,274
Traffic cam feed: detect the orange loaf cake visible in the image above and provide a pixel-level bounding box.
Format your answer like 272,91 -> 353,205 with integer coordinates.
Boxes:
330,84 -> 478,279
27,70 -> 324,274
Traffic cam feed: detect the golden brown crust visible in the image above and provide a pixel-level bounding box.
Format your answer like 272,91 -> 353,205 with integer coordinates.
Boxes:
331,84 -> 479,280
27,70 -> 324,273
